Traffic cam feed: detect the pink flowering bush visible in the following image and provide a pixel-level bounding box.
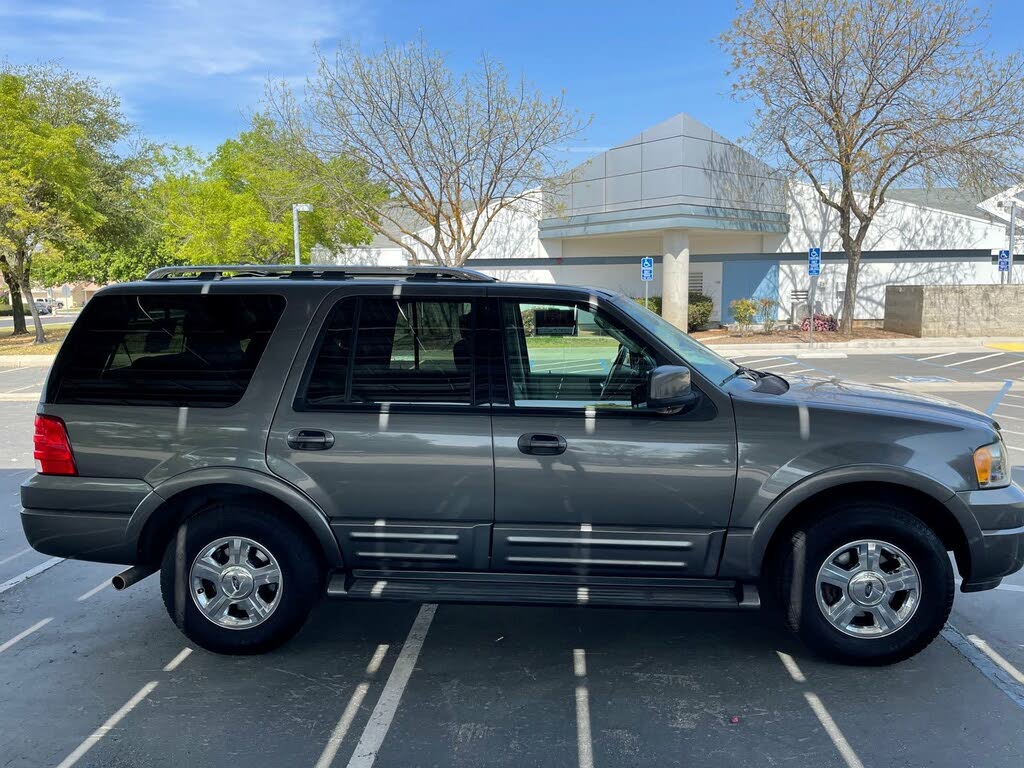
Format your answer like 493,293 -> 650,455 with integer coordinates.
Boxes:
800,313 -> 839,332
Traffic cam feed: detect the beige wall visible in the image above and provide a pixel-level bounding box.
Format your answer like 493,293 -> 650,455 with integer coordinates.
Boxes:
883,284 -> 1024,336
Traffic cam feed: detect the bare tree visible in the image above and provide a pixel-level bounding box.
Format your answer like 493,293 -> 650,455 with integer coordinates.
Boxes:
270,39 -> 589,266
721,0 -> 1024,332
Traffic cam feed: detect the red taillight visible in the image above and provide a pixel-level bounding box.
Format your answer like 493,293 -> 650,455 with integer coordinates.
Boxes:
33,415 -> 77,476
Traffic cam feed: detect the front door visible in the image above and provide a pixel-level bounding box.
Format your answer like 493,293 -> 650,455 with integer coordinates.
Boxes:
489,290 -> 737,577
267,285 -> 493,570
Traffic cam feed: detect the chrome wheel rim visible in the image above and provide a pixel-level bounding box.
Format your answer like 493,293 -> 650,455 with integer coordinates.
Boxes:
190,536 -> 282,630
815,539 -> 921,638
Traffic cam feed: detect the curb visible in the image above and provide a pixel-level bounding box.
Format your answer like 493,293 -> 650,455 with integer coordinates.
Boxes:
706,336 -> 1024,356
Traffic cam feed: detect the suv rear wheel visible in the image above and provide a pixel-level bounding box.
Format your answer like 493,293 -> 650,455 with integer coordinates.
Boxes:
159,504 -> 322,654
773,502 -> 954,665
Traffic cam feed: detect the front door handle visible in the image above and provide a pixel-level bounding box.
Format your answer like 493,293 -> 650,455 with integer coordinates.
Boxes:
517,433 -> 567,456
287,429 -> 335,451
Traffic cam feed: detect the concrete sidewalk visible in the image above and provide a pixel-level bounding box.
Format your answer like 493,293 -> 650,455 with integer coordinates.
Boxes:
706,336 -> 1024,357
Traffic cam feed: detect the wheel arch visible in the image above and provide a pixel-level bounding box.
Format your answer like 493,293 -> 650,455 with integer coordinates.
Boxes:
129,468 -> 344,568
746,466 -> 978,580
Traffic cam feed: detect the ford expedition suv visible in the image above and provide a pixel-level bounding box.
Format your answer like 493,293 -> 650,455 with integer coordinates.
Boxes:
20,265 -> 1024,664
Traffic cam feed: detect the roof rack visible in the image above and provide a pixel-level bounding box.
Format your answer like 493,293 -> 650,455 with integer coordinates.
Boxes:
143,264 -> 498,283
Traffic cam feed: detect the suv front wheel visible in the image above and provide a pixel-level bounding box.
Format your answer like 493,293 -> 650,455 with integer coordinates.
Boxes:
773,503 -> 954,665
159,504 -> 322,654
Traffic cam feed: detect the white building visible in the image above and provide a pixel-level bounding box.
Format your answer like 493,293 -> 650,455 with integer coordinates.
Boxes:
342,113 -> 1020,325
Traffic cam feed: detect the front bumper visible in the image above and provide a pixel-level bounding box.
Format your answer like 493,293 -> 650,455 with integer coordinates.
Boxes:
955,482 -> 1024,591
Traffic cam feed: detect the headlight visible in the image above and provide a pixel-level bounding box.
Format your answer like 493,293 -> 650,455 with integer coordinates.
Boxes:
974,439 -> 1010,488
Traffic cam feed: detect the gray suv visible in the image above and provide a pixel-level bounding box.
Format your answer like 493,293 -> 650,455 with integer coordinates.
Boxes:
21,265 -> 1024,664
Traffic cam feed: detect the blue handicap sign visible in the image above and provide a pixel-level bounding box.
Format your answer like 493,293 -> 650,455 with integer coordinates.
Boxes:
641,268 -> 654,282
808,247 -> 821,276
998,249 -> 1010,272
640,257 -> 654,281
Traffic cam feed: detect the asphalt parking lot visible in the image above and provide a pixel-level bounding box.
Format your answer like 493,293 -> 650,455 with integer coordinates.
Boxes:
2,347 -> 1024,768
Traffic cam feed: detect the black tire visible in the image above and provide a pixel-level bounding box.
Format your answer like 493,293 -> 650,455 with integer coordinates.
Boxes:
771,502 -> 954,665
159,504 -> 322,654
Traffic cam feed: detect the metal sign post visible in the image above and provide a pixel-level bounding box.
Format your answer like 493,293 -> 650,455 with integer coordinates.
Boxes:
807,248 -> 821,346
640,257 -> 654,309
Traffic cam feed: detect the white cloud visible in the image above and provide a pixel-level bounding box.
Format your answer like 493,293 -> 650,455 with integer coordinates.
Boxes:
0,0 -> 369,111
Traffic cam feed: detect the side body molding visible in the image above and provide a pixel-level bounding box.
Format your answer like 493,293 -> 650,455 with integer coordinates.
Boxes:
126,467 -> 344,567
718,464 -> 976,579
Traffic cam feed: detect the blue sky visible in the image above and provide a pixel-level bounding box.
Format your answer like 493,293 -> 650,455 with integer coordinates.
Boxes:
3,0 -> 1023,157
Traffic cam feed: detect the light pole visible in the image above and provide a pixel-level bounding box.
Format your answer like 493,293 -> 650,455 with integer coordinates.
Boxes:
292,203 -> 313,265
998,193 -> 1024,284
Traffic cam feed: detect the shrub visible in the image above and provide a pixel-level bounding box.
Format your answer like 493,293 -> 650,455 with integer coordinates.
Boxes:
687,292 -> 713,332
632,293 -> 714,333
0,304 -> 12,317
800,313 -> 839,332
730,298 -> 759,336
757,298 -> 779,334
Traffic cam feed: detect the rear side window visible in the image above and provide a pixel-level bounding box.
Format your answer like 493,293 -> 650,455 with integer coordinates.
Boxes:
301,296 -> 475,408
51,294 -> 286,407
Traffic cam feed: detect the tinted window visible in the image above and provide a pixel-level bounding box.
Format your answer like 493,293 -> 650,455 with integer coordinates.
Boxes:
302,297 -> 475,407
502,300 -> 654,409
51,293 -> 285,407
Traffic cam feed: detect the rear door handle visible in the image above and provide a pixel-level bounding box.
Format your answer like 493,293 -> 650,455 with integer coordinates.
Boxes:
517,433 -> 567,456
287,429 -> 335,451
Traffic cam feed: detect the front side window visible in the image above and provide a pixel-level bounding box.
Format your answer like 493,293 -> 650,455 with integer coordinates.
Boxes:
502,300 -> 655,409
302,296 -> 475,407
51,293 -> 286,407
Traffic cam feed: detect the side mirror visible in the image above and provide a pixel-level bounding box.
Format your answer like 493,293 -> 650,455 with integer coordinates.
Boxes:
647,365 -> 696,410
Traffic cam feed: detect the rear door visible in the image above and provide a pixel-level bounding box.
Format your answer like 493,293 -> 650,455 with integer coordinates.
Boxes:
488,287 -> 737,577
267,284 -> 493,570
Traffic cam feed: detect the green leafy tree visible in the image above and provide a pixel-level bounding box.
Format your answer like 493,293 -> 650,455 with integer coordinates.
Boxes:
0,63 -> 137,341
152,116 -> 382,265
0,73 -> 98,342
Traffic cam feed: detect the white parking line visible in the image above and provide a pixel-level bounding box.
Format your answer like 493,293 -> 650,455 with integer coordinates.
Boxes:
1000,428 -> 1024,436
995,411 -> 1024,421
968,635 -> 1024,685
1006,393 -> 1024,399
803,693 -> 866,768
790,368 -> 816,374
315,645 -> 391,768
0,557 -> 63,595
0,617 -> 53,654
55,680 -> 159,768
77,579 -> 112,602
162,647 -> 192,672
0,546 -> 31,565
918,351 -> 959,361
573,649 -> 594,768
977,359 -> 1024,375
945,352 -> 1004,367
758,362 -> 800,371
345,604 -> 437,768
775,651 -> 806,682
741,357 -> 781,365
998,402 -> 1024,409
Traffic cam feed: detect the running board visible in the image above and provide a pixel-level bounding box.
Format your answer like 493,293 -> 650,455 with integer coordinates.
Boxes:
327,569 -> 760,610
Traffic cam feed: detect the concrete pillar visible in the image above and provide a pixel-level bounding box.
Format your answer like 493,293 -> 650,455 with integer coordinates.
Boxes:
662,229 -> 690,331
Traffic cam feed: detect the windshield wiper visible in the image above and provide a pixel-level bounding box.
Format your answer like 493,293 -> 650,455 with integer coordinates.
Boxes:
720,365 -> 761,385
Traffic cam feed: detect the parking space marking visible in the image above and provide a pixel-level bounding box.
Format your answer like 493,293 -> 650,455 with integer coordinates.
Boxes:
315,645 -> 391,768
55,681 -> 160,768
977,358 -> 1024,375
775,651 -> 806,682
758,362 -> 799,371
789,368 -> 816,374
345,604 -> 437,768
968,635 -> 1024,685
998,401 -> 1024,410
0,617 -> 53,654
995,411 -> 1024,421
573,649 -> 594,768
741,357 -> 781,365
76,579 -> 112,602
0,546 -> 31,566
803,693 -> 865,768
942,625 -> 1024,710
917,351 -> 959,361
0,557 -> 63,595
162,647 -> 192,672
774,651 -> 864,768
945,352 -> 1004,367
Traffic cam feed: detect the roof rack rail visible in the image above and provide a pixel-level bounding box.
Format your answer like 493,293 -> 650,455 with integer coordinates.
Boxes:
143,264 -> 498,282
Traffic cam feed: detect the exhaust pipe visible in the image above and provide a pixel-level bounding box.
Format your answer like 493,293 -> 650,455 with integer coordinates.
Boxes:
112,564 -> 158,591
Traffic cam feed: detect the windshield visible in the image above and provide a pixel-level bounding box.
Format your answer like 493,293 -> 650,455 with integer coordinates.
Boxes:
611,294 -> 739,385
